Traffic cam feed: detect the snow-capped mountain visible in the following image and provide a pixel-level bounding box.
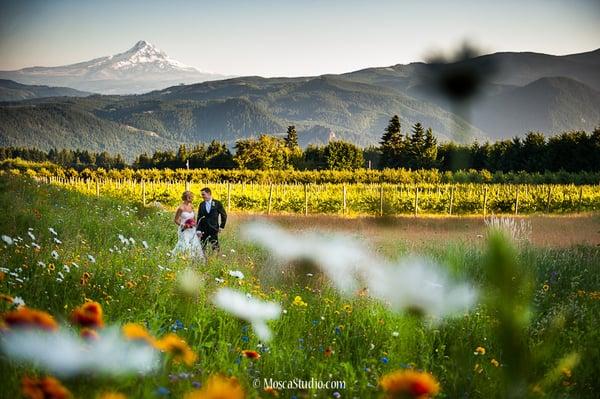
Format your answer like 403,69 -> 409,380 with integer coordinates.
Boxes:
0,40 -> 230,94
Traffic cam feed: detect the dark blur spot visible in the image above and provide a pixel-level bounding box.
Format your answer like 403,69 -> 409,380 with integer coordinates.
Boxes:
423,43 -> 497,103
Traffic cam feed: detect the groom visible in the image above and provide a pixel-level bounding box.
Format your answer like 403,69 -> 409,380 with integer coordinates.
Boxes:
196,187 -> 227,252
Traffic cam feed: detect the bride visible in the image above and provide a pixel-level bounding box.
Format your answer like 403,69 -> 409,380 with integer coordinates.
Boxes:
171,190 -> 204,260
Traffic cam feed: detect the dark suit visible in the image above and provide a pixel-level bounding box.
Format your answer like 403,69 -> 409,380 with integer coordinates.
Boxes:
197,199 -> 227,251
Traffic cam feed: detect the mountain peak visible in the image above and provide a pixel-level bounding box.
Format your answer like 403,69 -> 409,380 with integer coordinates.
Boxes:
133,40 -> 150,49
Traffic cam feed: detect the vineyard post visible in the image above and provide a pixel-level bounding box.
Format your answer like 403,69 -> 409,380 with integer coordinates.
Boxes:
267,184 -> 273,215
185,181 -> 190,192
514,186 -> 520,215
483,186 -> 489,217
95,180 -> 100,197
304,184 -> 308,216
142,180 -> 146,206
449,185 -> 455,215
342,184 -> 347,215
414,187 -> 419,217
578,186 -> 583,212
227,182 -> 231,212
546,186 -> 552,212
379,185 -> 384,216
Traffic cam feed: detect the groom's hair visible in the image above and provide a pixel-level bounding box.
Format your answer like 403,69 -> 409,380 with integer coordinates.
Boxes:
201,187 -> 211,195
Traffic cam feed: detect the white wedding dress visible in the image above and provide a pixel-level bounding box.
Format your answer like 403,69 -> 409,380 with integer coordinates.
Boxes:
171,210 -> 204,260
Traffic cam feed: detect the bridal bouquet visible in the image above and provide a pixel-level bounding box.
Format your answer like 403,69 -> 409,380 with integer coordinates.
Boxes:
182,218 -> 196,230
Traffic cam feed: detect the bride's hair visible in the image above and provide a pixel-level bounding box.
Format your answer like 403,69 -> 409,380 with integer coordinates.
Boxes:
182,190 -> 194,202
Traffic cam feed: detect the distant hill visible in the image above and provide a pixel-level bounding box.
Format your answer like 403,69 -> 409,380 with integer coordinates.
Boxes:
0,102 -> 177,158
471,76 -> 600,139
0,47 -> 599,159
0,80 -> 90,101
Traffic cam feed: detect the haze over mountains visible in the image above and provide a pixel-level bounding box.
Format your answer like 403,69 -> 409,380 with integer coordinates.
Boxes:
0,41 -> 599,160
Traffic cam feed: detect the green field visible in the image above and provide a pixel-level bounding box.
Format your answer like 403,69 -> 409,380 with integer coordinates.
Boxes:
0,175 -> 599,398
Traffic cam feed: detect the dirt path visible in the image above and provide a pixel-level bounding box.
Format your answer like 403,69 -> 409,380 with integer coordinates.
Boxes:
229,213 -> 600,248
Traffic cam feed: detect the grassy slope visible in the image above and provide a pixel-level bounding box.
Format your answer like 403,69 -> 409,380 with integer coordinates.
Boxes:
0,175 -> 598,398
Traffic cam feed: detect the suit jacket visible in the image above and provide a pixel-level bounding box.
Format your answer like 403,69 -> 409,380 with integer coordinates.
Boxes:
197,199 -> 227,234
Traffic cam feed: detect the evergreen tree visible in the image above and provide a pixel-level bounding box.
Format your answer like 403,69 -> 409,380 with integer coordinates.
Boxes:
422,127 -> 438,168
284,125 -> 299,149
380,115 -> 404,168
406,122 -> 426,169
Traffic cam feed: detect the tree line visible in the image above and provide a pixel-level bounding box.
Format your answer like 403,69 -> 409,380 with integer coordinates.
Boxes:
1,118 -> 599,173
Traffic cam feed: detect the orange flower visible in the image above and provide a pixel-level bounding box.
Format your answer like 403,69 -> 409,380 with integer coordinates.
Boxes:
324,346 -> 334,357
241,350 -> 261,359
184,374 -> 245,399
156,333 -> 197,366
122,323 -> 157,346
80,327 -> 99,341
71,301 -> 104,329
80,272 -> 91,286
98,393 -> 127,399
474,346 -> 486,355
3,307 -> 58,331
380,370 -> 440,399
263,386 -> 279,397
22,375 -> 71,399
0,293 -> 13,303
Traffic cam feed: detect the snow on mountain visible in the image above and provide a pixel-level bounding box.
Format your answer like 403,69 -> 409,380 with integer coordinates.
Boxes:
0,40 -> 229,94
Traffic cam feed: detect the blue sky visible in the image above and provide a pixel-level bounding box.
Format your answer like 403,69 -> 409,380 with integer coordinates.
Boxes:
1,0 -> 599,76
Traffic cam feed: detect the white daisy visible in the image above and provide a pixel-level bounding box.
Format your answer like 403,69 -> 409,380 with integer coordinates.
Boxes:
12,296 -> 25,308
212,288 -> 281,341
228,270 -> 245,279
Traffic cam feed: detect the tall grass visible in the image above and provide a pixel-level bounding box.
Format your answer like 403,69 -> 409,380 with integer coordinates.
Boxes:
0,175 -> 598,398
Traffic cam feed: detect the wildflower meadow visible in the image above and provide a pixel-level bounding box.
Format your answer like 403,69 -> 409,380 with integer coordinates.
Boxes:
0,174 -> 599,398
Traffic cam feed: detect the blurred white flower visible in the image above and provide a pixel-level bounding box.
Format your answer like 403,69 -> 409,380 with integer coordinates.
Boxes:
53,237 -> 63,244
63,265 -> 70,273
129,237 -> 136,245
37,261 -> 46,267
366,256 -> 477,318
142,241 -> 149,249
0,327 -> 159,376
51,250 -> 59,259
12,296 -> 25,308
215,277 -> 225,283
87,254 -> 96,263
228,270 -> 244,279
212,288 -> 281,341
242,221 -> 371,295
32,243 -> 41,250
242,221 -> 477,319
48,227 -> 58,236
1,235 -> 13,245
27,231 -> 36,241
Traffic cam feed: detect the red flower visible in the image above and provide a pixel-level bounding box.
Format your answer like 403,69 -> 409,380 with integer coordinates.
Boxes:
71,301 -> 104,329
